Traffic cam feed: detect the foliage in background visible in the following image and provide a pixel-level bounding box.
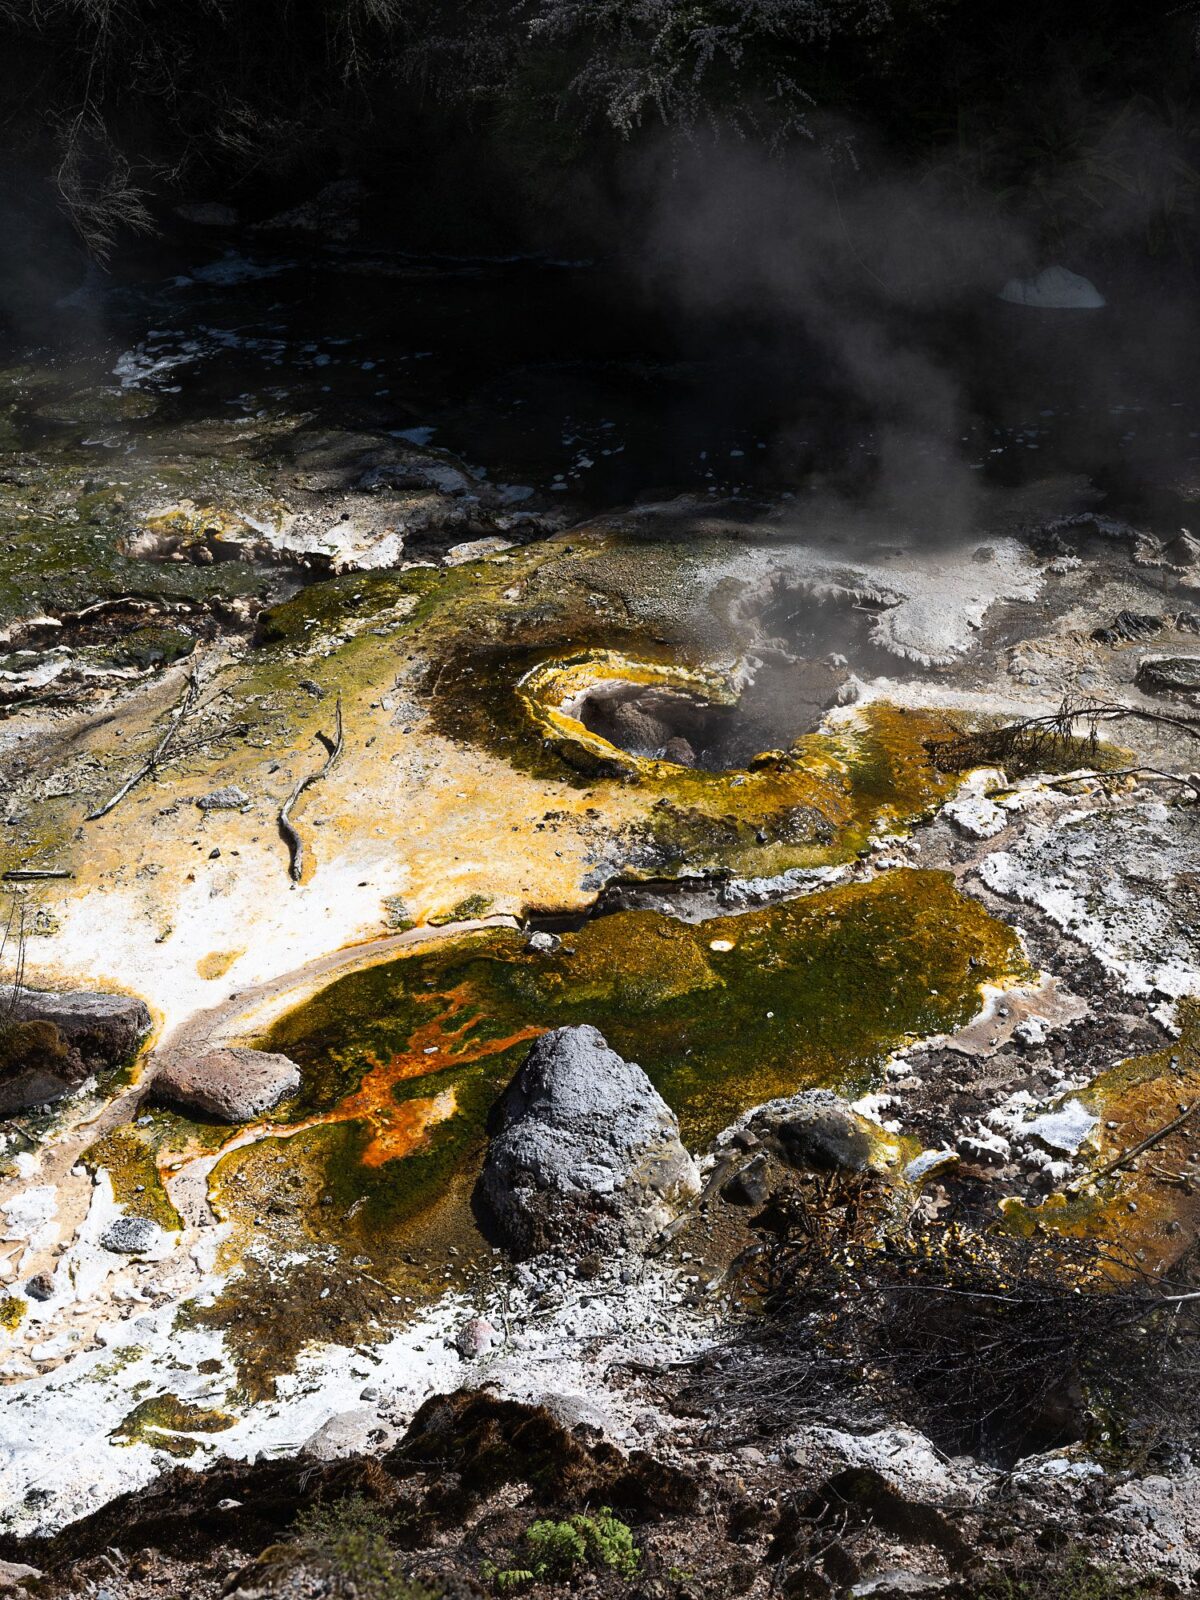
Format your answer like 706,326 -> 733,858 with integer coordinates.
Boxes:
0,0 -> 1195,263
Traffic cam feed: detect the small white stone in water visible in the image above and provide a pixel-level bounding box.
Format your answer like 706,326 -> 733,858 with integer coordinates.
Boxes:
709,939 -> 734,952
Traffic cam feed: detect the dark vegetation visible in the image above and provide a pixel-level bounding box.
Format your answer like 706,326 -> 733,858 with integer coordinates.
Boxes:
0,0 -> 1196,269
731,1169 -> 1200,1468
0,904 -> 65,1083
925,698 -> 1200,782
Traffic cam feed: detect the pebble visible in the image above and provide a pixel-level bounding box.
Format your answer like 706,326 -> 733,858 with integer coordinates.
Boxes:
454,1317 -> 498,1359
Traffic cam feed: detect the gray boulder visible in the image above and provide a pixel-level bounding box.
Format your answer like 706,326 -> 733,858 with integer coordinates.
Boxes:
151,1046 -> 302,1122
474,1025 -> 699,1260
101,1216 -> 166,1254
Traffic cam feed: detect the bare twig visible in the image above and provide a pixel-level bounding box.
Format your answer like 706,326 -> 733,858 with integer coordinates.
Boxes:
1046,766 -> 1200,798
279,699 -> 344,882
85,664 -> 201,821
927,696 -> 1200,776
1076,1102 -> 1198,1190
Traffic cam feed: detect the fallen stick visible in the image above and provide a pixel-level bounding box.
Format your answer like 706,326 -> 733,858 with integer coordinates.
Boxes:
1074,1101 -> 1198,1191
279,699 -> 344,882
1046,766 -> 1200,798
2,869 -> 74,881
86,665 -> 201,821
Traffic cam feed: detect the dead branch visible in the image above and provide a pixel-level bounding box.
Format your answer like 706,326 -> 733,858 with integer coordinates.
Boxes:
85,664 -> 201,821
279,699 -> 344,882
1075,1102 -> 1198,1190
926,697 -> 1200,776
1045,766 -> 1200,798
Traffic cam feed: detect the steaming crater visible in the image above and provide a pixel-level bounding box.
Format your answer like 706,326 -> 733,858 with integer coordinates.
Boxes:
568,655 -> 854,770
529,587 -> 890,772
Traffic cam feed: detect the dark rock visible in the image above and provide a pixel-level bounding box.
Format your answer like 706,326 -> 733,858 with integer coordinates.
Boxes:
1137,656 -> 1200,696
1177,611 -> 1200,634
474,1025 -> 699,1259
761,1091 -> 876,1173
661,736 -> 697,767
1091,610 -> 1162,644
6,987 -> 151,1065
609,700 -> 673,755
0,988 -> 150,1111
0,1060 -> 79,1115
150,1047 -> 301,1122
24,1273 -> 53,1302
721,1154 -> 769,1206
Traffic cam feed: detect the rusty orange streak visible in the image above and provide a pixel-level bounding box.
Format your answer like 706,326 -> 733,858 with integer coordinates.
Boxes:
343,987 -> 544,1165
157,986 -> 544,1183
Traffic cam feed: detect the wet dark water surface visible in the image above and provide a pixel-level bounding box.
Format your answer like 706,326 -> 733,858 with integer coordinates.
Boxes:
12,238 -> 1200,520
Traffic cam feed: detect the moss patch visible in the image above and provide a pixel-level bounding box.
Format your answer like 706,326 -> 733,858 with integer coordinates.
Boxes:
110,1394 -> 235,1458
0,1296 -> 27,1332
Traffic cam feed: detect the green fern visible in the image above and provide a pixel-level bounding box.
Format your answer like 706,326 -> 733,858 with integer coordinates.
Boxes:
483,1510 -> 640,1591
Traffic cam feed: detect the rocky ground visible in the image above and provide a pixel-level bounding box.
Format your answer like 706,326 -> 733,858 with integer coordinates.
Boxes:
2,232 -> 1200,1596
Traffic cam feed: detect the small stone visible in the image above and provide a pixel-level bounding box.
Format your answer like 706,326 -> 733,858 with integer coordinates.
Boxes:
100,1216 -> 165,1255
195,785 -> 249,811
454,1317 -> 497,1359
24,1273 -> 53,1302
526,930 -> 560,954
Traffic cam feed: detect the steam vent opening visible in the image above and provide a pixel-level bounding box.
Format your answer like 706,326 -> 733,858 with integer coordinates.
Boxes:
571,655 -> 854,770
571,586 -> 905,770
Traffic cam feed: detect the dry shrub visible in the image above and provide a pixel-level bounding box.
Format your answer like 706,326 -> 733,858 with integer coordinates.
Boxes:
733,1173 -> 1200,1467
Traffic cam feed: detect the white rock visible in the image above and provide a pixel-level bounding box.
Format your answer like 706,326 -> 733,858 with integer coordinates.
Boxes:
998,266 -> 1106,309
445,537 -> 514,567
1020,1098 -> 1098,1155
904,1148 -> 957,1182
301,1406 -> 395,1460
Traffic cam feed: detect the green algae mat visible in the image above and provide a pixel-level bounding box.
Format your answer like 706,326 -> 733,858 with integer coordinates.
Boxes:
246,868 -> 1023,1229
